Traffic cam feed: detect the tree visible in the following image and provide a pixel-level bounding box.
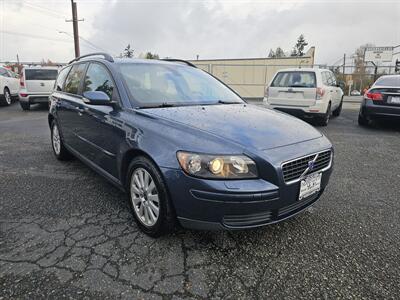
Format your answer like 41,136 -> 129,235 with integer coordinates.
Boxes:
268,49 -> 276,58
121,44 -> 134,58
292,34 -> 308,56
353,43 -> 375,91
144,52 -> 159,59
275,47 -> 285,58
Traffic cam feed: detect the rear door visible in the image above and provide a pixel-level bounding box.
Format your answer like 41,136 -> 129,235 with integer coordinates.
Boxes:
56,63 -> 87,151
24,69 -> 58,94
267,71 -> 317,107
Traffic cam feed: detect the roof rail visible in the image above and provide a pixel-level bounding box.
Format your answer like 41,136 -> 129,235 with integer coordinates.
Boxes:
68,52 -> 114,64
161,59 -> 197,68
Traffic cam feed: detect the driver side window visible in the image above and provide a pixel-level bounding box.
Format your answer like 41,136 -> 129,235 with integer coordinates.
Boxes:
83,63 -> 115,99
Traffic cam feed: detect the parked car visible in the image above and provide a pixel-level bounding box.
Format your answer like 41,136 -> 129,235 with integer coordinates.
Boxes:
358,75 -> 400,126
0,66 -> 20,106
351,90 -> 361,96
19,66 -> 59,110
263,68 -> 344,126
49,53 -> 334,237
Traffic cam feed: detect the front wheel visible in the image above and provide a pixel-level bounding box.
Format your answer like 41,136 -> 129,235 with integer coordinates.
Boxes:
127,157 -> 175,237
51,120 -> 72,160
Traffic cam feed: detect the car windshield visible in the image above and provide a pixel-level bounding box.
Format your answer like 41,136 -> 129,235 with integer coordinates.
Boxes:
25,69 -> 58,80
374,76 -> 400,87
271,71 -> 316,88
117,62 -> 244,107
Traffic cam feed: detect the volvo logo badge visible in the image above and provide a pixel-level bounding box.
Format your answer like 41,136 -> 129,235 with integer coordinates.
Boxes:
308,160 -> 315,170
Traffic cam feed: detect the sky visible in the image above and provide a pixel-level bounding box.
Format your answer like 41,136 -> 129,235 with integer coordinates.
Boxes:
0,0 -> 399,65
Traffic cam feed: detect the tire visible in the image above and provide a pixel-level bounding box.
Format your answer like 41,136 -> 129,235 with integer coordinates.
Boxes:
127,156 -> 176,237
315,103 -> 331,126
0,88 -> 12,106
20,102 -> 30,111
50,120 -> 72,160
332,98 -> 343,117
358,113 -> 370,127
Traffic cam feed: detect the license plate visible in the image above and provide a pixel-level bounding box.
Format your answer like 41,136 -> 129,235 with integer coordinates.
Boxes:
299,173 -> 321,200
390,96 -> 400,104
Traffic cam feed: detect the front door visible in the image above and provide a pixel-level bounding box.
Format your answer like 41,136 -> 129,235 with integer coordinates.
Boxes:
75,62 -> 122,178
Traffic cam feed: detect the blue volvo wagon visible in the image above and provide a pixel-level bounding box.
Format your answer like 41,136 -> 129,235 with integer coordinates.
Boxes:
49,53 -> 333,237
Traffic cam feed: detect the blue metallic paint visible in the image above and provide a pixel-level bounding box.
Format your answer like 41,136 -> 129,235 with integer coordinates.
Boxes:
49,58 -> 334,230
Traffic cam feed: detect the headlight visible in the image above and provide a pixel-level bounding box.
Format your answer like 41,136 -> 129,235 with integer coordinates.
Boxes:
177,151 -> 258,179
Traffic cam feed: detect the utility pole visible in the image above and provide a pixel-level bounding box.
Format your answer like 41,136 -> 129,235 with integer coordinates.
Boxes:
343,53 -> 346,75
66,0 -> 84,58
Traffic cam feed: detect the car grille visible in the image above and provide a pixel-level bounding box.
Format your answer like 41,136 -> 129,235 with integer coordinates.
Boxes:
282,150 -> 332,183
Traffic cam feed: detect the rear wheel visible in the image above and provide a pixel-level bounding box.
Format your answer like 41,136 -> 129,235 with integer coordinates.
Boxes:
51,120 -> 72,160
127,156 -> 175,237
20,102 -> 30,111
0,88 -> 12,106
358,113 -> 370,127
332,98 -> 343,117
315,103 -> 331,126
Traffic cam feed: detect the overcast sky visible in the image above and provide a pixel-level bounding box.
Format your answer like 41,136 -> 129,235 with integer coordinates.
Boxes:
1,0 -> 399,64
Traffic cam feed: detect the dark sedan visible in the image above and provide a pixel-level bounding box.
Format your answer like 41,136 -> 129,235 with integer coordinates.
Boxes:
358,75 -> 400,126
49,53 -> 333,237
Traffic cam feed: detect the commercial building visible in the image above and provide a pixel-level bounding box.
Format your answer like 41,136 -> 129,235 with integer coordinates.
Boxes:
190,47 -> 315,100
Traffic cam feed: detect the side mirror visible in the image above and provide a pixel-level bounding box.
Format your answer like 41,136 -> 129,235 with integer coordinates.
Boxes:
83,91 -> 112,105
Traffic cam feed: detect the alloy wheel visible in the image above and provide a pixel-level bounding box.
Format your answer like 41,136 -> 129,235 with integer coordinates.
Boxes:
130,168 -> 160,227
52,124 -> 61,155
4,89 -> 11,105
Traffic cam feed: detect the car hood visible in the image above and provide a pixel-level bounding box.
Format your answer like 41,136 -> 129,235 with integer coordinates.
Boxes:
143,104 -> 322,150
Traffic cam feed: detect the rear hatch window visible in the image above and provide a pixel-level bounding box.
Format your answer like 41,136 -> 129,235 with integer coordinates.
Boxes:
271,71 -> 316,88
25,69 -> 58,81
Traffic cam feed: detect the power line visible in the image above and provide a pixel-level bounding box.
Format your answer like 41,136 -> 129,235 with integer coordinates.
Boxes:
23,2 -> 67,19
0,30 -> 72,43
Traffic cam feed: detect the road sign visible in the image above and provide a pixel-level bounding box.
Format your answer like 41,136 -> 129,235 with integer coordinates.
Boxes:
364,47 -> 393,63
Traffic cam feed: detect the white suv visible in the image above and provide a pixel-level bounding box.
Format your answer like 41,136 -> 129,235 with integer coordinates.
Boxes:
263,68 -> 344,126
0,67 -> 20,106
19,67 -> 59,110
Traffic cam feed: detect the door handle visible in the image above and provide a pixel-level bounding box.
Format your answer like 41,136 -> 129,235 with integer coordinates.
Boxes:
75,107 -> 85,115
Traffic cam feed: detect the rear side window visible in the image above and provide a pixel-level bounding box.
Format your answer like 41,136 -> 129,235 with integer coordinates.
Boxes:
83,63 -> 115,98
64,64 -> 86,94
271,71 -> 316,88
54,66 -> 71,91
0,68 -> 10,77
374,76 -> 400,87
25,69 -> 58,80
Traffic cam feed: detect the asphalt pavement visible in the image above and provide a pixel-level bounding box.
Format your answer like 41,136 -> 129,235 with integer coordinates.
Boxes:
1,101 -> 399,299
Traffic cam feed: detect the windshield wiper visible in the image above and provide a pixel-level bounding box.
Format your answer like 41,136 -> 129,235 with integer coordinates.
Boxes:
216,100 -> 241,104
139,102 -> 176,109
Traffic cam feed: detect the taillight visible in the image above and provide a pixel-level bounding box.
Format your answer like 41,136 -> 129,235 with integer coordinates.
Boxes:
316,87 -> 325,100
20,76 -> 25,87
264,86 -> 269,98
365,92 -> 383,101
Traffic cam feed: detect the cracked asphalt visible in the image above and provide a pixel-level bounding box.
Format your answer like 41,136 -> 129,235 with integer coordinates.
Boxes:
1,101 -> 399,299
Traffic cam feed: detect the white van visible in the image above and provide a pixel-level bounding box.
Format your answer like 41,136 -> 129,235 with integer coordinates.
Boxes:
19,67 -> 59,110
263,68 -> 344,126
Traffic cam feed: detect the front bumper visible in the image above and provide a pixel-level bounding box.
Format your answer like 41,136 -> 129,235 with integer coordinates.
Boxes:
360,99 -> 400,119
161,159 -> 333,230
